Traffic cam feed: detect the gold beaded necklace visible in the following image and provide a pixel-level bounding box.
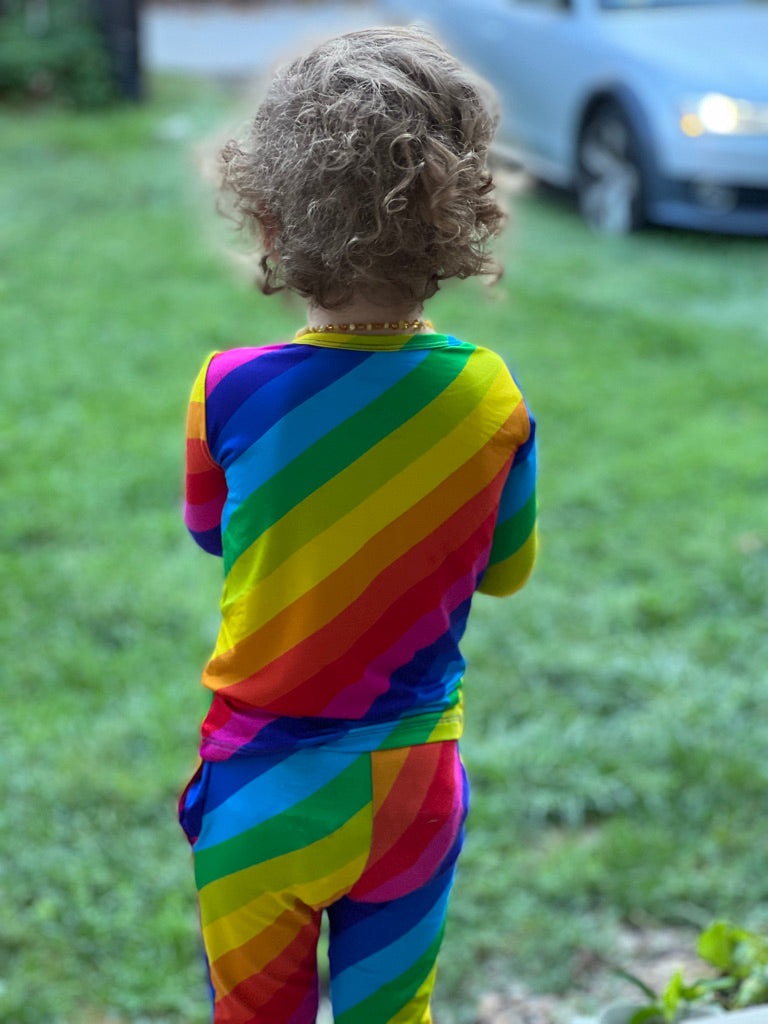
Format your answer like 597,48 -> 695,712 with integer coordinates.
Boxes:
295,319 -> 434,338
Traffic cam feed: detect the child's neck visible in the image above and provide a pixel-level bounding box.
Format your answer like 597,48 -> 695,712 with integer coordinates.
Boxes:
305,300 -> 431,334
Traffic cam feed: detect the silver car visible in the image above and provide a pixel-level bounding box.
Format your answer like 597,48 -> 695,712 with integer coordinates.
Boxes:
380,0 -> 768,235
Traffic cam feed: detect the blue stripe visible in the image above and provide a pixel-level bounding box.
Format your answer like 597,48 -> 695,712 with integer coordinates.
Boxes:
206,346 -> 314,452
497,440 -> 536,521
330,878 -> 451,1012
187,524 -> 222,557
329,858 -> 454,965
221,348 -> 432,529
195,747 -> 363,852
209,346 -> 372,467
511,414 -> 535,465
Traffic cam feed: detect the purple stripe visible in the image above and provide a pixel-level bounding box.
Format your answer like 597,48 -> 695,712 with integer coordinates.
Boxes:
185,494 -> 225,533
205,345 -> 286,396
319,568 -> 479,718
362,810 -> 461,902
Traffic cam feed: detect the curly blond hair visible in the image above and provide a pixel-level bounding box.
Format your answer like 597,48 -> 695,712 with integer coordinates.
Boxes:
219,27 -> 505,309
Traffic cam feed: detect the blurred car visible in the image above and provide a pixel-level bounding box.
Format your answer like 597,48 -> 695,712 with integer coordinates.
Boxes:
380,0 -> 768,235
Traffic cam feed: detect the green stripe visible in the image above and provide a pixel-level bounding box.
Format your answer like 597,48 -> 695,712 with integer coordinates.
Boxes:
193,755 -> 370,890
401,333 -> 453,350
334,925 -> 446,1024
375,692 -> 461,749
223,346 -> 477,574
488,489 -> 537,565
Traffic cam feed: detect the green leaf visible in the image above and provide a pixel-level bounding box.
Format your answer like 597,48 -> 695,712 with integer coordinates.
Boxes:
661,970 -> 686,1016
629,1008 -> 666,1024
697,921 -> 743,971
734,969 -> 768,1009
613,968 -> 659,1001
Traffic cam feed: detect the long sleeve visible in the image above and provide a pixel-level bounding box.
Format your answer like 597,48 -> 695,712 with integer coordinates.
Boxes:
477,415 -> 537,597
184,355 -> 227,556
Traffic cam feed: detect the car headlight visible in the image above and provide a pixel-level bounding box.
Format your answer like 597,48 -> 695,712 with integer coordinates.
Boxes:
680,93 -> 768,137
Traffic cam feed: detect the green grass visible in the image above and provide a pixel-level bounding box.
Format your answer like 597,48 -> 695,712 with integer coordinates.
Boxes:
1,77 -> 767,1023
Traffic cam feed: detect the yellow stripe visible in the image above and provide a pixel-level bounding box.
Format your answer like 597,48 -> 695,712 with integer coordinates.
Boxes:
186,353 -> 218,457
199,805 -> 371,959
426,692 -> 465,741
478,527 -> 537,596
389,962 -> 438,1023
190,360 -> 209,403
189,353 -> 217,408
224,347 -> 508,600
293,331 -> 421,351
210,907 -> 304,994
213,356 -> 519,658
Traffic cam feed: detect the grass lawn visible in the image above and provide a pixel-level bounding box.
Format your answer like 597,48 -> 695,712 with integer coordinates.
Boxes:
1,76 -> 767,1024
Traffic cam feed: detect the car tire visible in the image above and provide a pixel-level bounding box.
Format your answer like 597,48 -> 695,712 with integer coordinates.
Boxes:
577,102 -> 646,235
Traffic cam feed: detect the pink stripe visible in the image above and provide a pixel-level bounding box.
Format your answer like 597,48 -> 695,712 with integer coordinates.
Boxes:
201,708 -> 275,760
199,557 -> 485,754
205,345 -> 285,396
361,808 -> 462,902
318,569 -> 478,718
184,493 -> 225,533
286,987 -> 319,1024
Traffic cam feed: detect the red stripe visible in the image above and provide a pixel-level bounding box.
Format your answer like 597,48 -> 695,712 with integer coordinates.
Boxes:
203,695 -> 236,733
280,515 -> 492,710
204,435 -> 514,698
357,744 -> 455,893
216,481 -> 500,709
213,926 -> 317,1022
186,435 -> 217,470
187,464 -> 226,504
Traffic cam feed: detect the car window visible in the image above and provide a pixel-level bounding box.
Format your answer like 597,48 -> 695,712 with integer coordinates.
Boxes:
508,0 -> 573,11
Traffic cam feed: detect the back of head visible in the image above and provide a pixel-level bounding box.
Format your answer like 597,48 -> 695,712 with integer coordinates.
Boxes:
220,27 -> 505,309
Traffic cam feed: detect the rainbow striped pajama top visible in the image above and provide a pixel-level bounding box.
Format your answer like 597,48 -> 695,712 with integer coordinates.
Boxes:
184,331 -> 537,760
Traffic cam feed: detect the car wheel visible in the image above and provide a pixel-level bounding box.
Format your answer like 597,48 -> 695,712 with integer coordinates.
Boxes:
577,102 -> 645,235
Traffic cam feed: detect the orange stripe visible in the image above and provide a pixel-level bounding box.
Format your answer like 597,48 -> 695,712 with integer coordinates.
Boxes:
206,474 -> 495,706
373,746 -> 411,811
205,428 -> 514,692
209,469 -> 501,709
212,917 -> 316,1013
209,904 -> 308,998
186,400 -> 207,441
365,746 -> 440,870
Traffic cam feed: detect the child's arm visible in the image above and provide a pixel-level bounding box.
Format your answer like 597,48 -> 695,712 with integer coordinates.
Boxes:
477,417 -> 537,597
184,356 -> 227,557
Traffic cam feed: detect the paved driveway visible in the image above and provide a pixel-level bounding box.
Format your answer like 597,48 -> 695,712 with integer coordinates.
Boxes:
143,1 -> 386,75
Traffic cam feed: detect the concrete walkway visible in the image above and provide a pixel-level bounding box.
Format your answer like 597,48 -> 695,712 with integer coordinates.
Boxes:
143,1 -> 389,75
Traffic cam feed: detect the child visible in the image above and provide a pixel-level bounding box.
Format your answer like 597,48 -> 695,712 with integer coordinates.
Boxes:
180,26 -> 537,1024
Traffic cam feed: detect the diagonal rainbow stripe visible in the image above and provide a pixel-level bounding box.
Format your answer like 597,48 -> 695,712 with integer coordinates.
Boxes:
183,333 -> 536,757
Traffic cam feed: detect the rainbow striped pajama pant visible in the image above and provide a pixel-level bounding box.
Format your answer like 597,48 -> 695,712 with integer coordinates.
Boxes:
178,739 -> 469,1024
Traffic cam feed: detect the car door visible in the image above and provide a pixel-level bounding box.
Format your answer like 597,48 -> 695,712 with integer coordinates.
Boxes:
424,0 -> 601,185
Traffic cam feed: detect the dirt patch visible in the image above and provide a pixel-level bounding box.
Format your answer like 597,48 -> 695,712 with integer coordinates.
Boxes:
476,925 -> 710,1023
